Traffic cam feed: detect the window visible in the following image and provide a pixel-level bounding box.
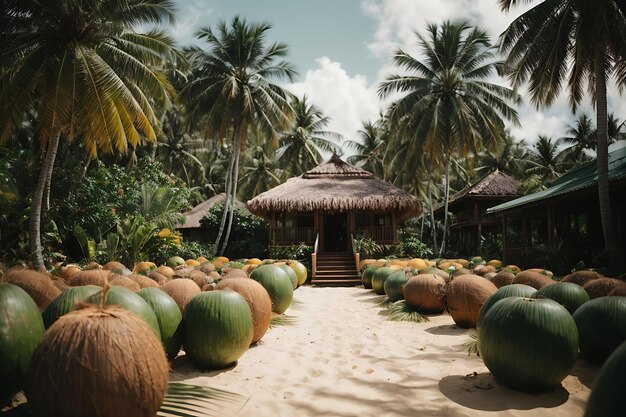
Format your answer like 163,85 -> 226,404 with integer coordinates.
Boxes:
506,217 -> 522,245
374,214 -> 391,226
529,218 -> 547,245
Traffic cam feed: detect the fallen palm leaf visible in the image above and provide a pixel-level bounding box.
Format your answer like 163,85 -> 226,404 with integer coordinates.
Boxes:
158,382 -> 248,417
387,300 -> 429,323
269,314 -> 297,328
463,330 -> 480,357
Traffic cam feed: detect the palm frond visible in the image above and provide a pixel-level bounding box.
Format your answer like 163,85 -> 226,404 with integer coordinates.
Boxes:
269,314 -> 297,328
158,382 -> 248,417
387,300 -> 429,323
463,330 -> 480,357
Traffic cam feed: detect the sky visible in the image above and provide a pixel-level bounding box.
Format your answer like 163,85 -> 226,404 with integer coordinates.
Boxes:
168,0 -> 626,152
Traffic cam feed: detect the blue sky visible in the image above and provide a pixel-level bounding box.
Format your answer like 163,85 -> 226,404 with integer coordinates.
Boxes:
169,0 -> 626,151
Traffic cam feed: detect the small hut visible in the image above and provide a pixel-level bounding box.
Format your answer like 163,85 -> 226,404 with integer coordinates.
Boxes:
434,170 -> 519,256
247,154 -> 421,285
179,193 -> 249,242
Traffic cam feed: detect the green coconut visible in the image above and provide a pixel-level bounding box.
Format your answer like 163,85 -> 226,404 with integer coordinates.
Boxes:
384,270 -> 409,302
87,286 -> 160,337
277,264 -> 298,290
166,256 -> 185,267
361,265 -> 379,289
573,296 -> 626,365
26,305 -> 169,417
371,267 -> 397,295
477,284 -> 537,328
478,297 -> 579,392
250,264 -> 293,314
584,340 -> 626,417
42,285 -> 102,328
533,282 -> 590,314
137,288 -> 183,359
0,283 -> 45,401
183,290 -> 253,369
287,260 -> 308,287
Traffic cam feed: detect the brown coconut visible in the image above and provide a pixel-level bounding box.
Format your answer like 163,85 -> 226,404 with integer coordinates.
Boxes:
490,270 -> 516,288
561,270 -> 603,287
445,274 -> 497,328
25,305 -> 169,417
451,268 -> 473,278
128,274 -> 160,289
216,278 -> 272,344
52,277 -> 72,292
473,265 -> 496,276
512,270 -> 555,289
147,270 -> 169,285
403,274 -> 447,313
188,270 -> 210,288
160,278 -> 201,312
202,283 -> 217,292
109,275 -> 141,292
420,267 -> 450,282
526,268 -> 554,278
197,262 -> 216,274
155,265 -> 175,279
58,265 -> 82,280
3,268 -> 62,310
483,272 -> 497,281
583,278 -> 625,299
69,269 -> 111,287
608,284 -> 626,296
102,261 -> 127,271
222,269 -> 248,279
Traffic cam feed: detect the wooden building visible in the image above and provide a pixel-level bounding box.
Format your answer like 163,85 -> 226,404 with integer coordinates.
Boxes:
487,146 -> 626,273
247,153 -> 421,285
179,193 -> 249,242
434,170 -> 519,257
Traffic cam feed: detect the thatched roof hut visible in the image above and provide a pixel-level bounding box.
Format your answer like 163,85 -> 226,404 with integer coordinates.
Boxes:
247,154 -> 421,220
180,193 -> 249,229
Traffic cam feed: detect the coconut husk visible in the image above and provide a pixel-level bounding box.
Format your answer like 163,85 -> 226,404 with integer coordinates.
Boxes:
52,277 -> 72,292
419,267 -> 449,282
102,261 -> 127,271
608,284 -> 626,296
188,270 -> 210,288
147,270 -> 169,285
128,274 -> 160,289
69,269 -> 111,287
173,266 -> 194,278
491,271 -> 516,288
208,271 -> 221,281
526,268 -> 554,277
58,265 -> 82,281
583,278 -> 625,299
3,268 -> 62,310
561,270 -> 604,287
445,274 -> 497,328
222,269 -> 248,279
132,262 -> 155,275
202,283 -> 217,292
160,279 -> 201,313
198,263 -> 216,274
84,262 -> 102,270
473,265 -> 496,276
216,278 -> 272,344
155,265 -> 175,279
483,272 -> 497,280
26,305 -> 169,417
109,275 -> 141,292
512,270 -> 555,289
403,274 -> 446,314
451,268 -> 472,278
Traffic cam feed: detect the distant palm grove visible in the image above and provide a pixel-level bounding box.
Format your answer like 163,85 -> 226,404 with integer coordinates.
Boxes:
1,0 -> 626,268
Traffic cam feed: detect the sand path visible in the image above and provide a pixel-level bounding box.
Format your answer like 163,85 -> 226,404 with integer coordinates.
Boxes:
171,286 -> 597,417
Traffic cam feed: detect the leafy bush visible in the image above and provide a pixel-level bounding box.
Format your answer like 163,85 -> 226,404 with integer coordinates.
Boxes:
269,243 -> 313,272
401,236 -> 433,258
200,204 -> 269,259
353,236 -> 383,258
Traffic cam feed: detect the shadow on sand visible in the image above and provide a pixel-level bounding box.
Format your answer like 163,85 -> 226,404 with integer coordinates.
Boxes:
438,372 -> 570,411
425,323 -> 467,336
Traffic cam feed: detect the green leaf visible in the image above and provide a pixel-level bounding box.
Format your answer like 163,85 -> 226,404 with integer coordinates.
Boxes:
387,300 -> 429,323
158,382 -> 248,417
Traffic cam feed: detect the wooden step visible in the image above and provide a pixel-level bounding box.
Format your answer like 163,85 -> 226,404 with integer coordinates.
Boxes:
311,278 -> 362,287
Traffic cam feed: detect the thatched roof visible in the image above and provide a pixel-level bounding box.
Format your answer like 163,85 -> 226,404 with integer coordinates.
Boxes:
179,193 -> 249,229
247,154 -> 421,220
434,170 -> 519,212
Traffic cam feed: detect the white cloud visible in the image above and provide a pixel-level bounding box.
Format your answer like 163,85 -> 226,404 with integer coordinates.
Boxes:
285,57 -> 381,146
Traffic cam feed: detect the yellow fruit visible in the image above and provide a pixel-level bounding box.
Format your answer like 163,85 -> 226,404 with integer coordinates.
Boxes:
215,256 -> 229,264
487,259 -> 502,268
248,258 -> 262,265
185,259 -> 201,267
133,261 -> 156,274
409,258 -> 428,270
196,256 -> 210,264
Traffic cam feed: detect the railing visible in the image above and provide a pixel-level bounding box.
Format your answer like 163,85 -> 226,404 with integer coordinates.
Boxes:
354,226 -> 396,243
270,227 -> 315,245
351,233 -> 360,274
312,233 -> 319,279
452,210 -> 499,225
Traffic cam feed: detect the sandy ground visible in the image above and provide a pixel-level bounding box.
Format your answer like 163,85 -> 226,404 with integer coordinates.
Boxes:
171,286 -> 598,417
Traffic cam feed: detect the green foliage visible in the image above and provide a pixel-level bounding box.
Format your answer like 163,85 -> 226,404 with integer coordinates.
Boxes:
150,241 -> 215,265
353,236 -> 382,258
401,235 -> 433,258
269,243 -> 312,263
200,204 -> 269,259
479,232 -> 503,260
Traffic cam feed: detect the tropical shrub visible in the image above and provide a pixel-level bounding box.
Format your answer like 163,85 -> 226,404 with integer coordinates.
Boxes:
401,235 -> 433,258
200,204 -> 269,260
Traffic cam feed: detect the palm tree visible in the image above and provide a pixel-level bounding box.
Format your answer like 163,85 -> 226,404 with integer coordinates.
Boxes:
180,17 -> 295,255
0,0 -> 179,269
498,0 -> 626,250
526,136 -> 568,184
378,20 -> 521,256
344,119 -> 387,179
278,95 -> 341,175
476,131 -> 528,178
558,113 -> 597,162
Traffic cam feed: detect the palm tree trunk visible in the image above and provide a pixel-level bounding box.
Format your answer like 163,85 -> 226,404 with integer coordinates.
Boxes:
439,154 -> 451,258
29,132 -> 61,270
595,57 -> 614,251
213,131 -> 237,253
221,133 -> 243,254
429,182 -> 438,255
